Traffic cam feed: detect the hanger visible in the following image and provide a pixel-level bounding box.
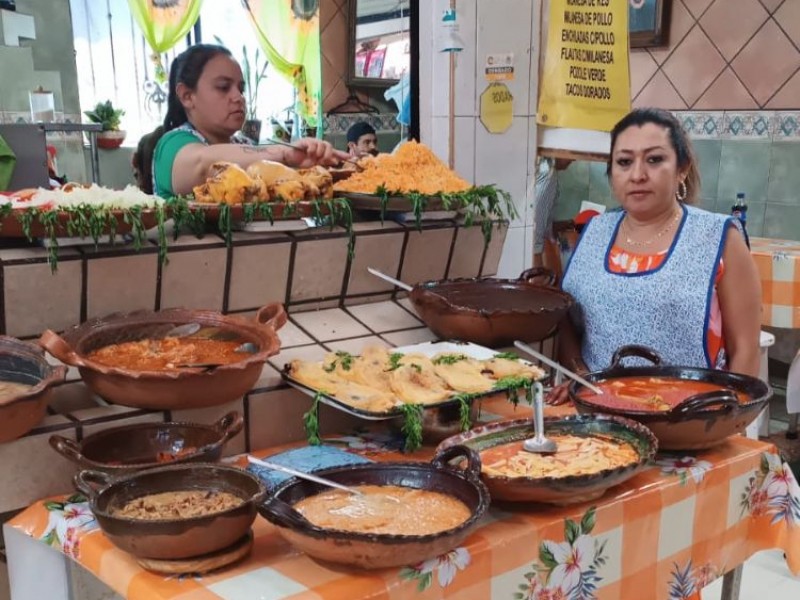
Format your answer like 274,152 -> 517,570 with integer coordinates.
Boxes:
326,89 -> 379,115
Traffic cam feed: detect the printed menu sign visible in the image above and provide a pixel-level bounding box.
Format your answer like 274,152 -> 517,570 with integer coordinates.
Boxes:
537,0 -> 631,131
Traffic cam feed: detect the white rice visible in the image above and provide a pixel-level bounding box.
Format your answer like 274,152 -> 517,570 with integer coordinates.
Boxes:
7,185 -> 165,210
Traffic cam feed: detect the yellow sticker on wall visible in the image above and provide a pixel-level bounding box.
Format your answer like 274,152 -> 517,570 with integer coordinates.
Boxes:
480,83 -> 514,134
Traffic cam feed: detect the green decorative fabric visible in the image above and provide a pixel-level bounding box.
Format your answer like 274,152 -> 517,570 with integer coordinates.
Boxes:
0,133 -> 17,191
242,0 -> 322,129
127,0 -> 204,81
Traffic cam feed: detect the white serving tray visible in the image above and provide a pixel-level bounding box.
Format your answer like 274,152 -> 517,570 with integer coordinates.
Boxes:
283,340 -> 543,421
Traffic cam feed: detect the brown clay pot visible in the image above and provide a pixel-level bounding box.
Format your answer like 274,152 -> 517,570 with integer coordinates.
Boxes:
570,345 -> 772,450
408,268 -> 574,347
0,336 -> 67,443
74,463 -> 265,560
39,303 -> 286,410
258,445 -> 490,569
49,411 -> 244,474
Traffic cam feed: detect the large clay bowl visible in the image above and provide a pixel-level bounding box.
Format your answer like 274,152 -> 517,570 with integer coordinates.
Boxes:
436,414 -> 658,505
38,303 -> 286,410
0,336 -> 67,443
570,345 -> 772,451
74,463 -> 265,560
258,445 -> 489,569
50,411 -> 244,474
408,268 -> 574,347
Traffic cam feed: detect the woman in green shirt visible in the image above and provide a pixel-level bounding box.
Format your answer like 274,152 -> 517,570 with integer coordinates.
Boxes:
151,44 -> 347,198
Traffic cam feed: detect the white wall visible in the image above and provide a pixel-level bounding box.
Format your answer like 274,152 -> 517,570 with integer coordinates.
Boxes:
419,0 -> 542,278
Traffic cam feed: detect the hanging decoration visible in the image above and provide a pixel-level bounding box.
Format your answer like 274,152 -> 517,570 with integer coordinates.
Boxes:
127,0 -> 204,82
241,0 -> 322,129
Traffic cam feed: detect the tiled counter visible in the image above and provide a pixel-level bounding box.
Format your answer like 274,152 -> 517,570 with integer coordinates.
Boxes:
0,219 -> 509,518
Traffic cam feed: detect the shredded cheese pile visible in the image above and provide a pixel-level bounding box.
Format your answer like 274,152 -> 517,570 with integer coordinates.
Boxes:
333,141 -> 472,195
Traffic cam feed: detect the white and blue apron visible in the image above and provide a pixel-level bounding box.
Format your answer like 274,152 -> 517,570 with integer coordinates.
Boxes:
561,204 -> 738,371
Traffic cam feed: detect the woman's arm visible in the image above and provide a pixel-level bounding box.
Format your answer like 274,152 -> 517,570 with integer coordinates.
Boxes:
717,226 -> 762,377
170,138 -> 349,196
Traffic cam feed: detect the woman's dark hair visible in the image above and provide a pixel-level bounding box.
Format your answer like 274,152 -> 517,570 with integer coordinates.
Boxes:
606,108 -> 700,204
131,125 -> 163,194
163,44 -> 232,132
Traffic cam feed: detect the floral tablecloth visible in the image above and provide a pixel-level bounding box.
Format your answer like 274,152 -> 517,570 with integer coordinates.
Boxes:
7,400 -> 800,600
750,237 -> 800,328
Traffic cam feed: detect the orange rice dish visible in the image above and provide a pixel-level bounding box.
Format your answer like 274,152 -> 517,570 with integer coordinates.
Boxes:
333,141 -> 471,195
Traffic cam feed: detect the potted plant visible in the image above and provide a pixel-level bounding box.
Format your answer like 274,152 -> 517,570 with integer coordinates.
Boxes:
240,45 -> 269,143
84,100 -> 126,149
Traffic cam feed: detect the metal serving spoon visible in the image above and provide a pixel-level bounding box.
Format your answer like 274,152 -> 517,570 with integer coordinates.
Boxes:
174,342 -> 259,370
163,323 -> 240,342
523,381 -> 558,454
247,456 -> 364,496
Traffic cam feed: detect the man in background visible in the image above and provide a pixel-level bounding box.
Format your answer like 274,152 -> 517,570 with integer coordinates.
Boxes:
533,156 -> 572,267
346,122 -> 379,157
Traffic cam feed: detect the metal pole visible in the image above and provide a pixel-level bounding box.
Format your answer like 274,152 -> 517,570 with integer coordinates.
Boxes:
720,565 -> 743,600
89,132 -> 101,185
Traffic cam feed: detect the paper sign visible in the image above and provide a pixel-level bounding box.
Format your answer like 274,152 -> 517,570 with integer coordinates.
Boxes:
537,0 -> 631,131
485,53 -> 515,81
480,83 -> 513,134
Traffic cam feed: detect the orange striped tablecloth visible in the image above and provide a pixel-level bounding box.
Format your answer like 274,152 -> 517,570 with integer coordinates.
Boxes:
7,399 -> 800,600
750,237 -> 800,328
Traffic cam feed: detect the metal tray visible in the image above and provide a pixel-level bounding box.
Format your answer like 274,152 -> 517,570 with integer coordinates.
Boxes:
281,340 -> 545,422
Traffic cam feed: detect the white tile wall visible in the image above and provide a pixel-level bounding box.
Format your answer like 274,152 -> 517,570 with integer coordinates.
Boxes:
420,0 -> 541,273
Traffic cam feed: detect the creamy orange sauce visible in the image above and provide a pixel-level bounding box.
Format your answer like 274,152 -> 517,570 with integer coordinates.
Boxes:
87,337 -> 245,371
293,484 -> 471,535
580,377 -> 747,412
480,435 -> 639,478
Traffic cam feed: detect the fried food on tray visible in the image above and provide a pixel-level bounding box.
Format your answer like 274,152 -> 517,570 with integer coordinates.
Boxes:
286,346 -> 545,414
332,141 -> 471,195
193,160 -> 335,204
432,354 -> 494,394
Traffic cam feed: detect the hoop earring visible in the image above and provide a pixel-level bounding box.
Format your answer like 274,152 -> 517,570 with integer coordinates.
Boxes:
676,180 -> 688,202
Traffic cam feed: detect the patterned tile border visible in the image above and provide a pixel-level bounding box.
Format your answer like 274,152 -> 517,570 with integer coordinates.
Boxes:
322,112 -> 401,134
673,111 -> 800,141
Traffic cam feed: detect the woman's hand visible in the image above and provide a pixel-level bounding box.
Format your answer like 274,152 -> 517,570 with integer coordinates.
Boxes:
283,138 -> 350,168
545,382 -> 573,405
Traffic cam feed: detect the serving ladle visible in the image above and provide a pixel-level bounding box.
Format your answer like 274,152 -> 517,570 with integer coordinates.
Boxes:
164,323 -> 240,342
522,381 -> 558,454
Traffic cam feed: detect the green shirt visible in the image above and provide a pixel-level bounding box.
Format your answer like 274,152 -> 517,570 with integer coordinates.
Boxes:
152,128 -> 205,199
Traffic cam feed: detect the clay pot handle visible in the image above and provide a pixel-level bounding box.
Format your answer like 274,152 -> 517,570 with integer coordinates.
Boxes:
609,344 -> 663,369
73,470 -> 113,502
432,444 -> 483,483
259,495 -> 317,531
38,330 -> 86,368
49,435 -> 84,465
518,267 -> 557,287
215,411 -> 244,443
669,390 -> 739,417
256,302 -> 287,332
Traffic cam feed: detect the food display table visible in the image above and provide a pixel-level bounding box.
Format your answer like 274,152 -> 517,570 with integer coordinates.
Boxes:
4,399 -> 800,600
749,237 -> 800,436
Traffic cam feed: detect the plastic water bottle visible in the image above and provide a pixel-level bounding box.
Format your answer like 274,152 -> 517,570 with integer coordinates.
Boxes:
732,192 -> 750,247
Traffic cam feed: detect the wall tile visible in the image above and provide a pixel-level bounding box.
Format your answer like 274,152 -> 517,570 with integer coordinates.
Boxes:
346,231 -> 405,296
662,26 -> 725,107
400,227 -> 455,285
3,260 -> 81,338
474,116 -> 530,227
775,0 -> 800,47
86,254 -> 158,319
648,0 -> 696,65
496,225 -> 528,279
343,293 -> 394,307
0,430 -> 78,512
248,388 -> 312,450
381,327 -> 438,347
290,309 -> 370,342
289,236 -> 349,303
346,301 -> 421,333
634,71 -> 687,110
766,73 -> 800,110
430,117 -> 476,182
275,320 -> 314,348
764,203 -> 800,240
453,0 -> 478,117
694,68 -> 758,110
480,222 -> 508,276
227,240 -> 291,311
447,226 -> 487,279
629,50 -> 659,98
588,161 -> 613,204
326,335 -> 390,354
268,343 -> 328,372
476,0 -> 532,115
717,140 -> 772,204
160,248 -> 227,311
692,139 -> 722,201
170,398 -> 246,457
768,142 -> 800,203
699,0 -> 768,61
